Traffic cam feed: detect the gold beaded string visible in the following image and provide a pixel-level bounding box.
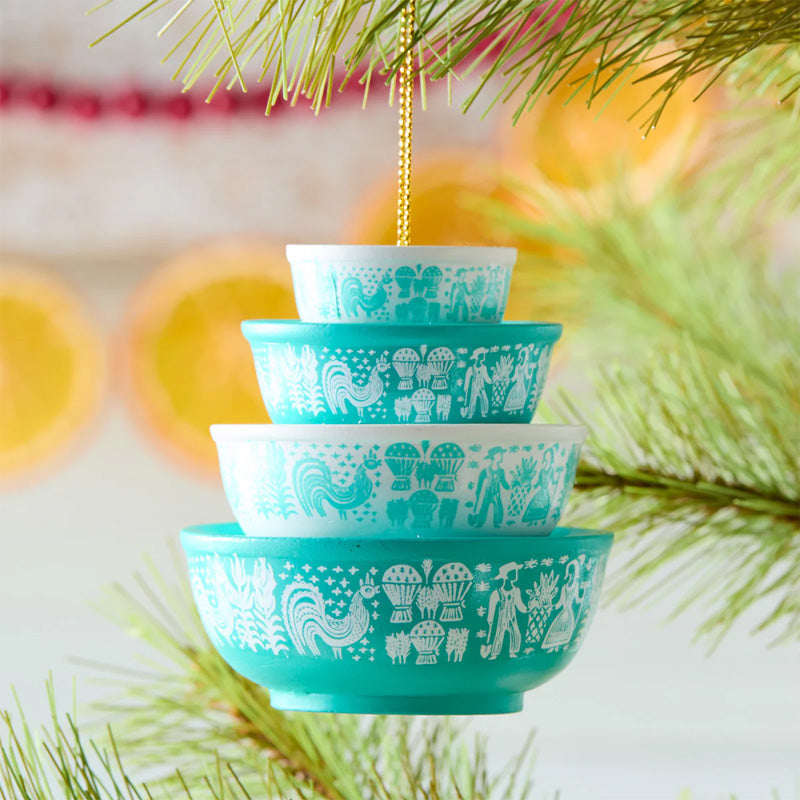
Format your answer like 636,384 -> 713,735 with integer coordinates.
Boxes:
396,0 -> 415,246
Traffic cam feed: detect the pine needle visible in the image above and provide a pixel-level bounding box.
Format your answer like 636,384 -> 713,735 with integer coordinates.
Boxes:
89,0 -> 800,125
505,176 -> 799,645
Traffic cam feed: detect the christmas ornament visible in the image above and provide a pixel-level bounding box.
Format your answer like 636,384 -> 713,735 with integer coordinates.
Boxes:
142,0 -> 612,712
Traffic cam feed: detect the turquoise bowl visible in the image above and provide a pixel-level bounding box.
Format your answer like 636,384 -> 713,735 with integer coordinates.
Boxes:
211,424 -> 586,537
182,523 -> 612,715
287,245 -> 516,324
242,321 -> 562,424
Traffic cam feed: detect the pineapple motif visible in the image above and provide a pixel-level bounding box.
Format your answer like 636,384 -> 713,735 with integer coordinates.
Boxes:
508,457 -> 537,519
524,570 -> 559,646
490,354 -> 514,407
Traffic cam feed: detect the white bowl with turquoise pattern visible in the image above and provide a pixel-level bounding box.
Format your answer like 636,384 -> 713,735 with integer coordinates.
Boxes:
287,245 -> 516,324
211,424 -> 586,537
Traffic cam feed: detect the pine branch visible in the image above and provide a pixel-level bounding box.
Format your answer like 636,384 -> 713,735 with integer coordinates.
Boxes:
80,557 -> 541,799
556,345 -> 799,645
89,0 -> 800,128
504,178 -> 799,644
698,101 -> 800,218
2,678 -> 183,799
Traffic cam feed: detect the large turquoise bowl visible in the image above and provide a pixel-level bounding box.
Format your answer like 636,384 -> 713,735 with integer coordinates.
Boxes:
211,424 -> 586,537
242,321 -> 562,424
182,523 -> 613,715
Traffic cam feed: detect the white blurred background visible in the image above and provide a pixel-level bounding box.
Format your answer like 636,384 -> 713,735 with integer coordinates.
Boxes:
1,2 -> 798,798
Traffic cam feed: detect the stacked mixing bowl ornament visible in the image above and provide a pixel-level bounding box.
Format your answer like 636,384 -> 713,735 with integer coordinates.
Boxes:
182,245 -> 613,715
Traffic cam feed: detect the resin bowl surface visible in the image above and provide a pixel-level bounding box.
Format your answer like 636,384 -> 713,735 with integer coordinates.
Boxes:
182,523 -> 612,715
212,424 -> 586,537
242,321 -> 562,424
287,244 -> 516,324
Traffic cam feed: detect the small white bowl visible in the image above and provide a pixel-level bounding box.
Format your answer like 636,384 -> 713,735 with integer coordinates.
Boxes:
287,245 -> 517,324
211,423 -> 586,537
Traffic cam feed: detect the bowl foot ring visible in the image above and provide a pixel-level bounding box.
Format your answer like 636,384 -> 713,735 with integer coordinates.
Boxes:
268,691 -> 524,716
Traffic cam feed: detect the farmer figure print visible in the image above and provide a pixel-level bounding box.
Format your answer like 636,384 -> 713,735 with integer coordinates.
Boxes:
481,562 -> 527,660
461,347 -> 491,419
448,268 -> 470,321
469,446 -> 509,528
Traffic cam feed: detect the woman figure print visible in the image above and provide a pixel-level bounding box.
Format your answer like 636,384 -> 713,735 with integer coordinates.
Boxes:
468,446 -> 509,528
481,562 -> 527,659
522,447 -> 560,524
503,345 -> 535,412
542,559 -> 586,651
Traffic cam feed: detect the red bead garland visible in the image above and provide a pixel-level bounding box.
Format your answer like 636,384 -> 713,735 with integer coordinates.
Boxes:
0,75 -> 372,121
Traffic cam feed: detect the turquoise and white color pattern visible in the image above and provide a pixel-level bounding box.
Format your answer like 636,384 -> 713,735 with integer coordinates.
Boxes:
287,244 -> 516,324
182,524 -> 613,715
242,321 -> 562,425
211,424 -> 586,536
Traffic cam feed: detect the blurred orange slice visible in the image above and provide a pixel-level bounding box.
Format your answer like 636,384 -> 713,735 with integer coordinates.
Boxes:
344,152 -> 567,321
345,152 -> 527,248
0,265 -> 104,483
499,47 -> 718,196
123,239 -> 296,477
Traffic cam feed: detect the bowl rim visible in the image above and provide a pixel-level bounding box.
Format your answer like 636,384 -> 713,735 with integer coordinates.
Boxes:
286,244 -> 517,265
241,320 -> 563,343
181,521 -> 613,547
210,422 -> 587,444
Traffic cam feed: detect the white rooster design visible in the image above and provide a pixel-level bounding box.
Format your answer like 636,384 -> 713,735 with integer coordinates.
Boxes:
322,355 -> 390,416
282,575 -> 380,658
293,453 -> 381,520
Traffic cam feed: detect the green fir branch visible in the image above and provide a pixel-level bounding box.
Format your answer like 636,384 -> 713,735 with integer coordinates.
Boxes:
506,180 -> 799,644
2,678 -> 174,799
698,100 -> 800,218
0,677 -> 328,799
74,558 -> 541,799
90,0 -> 800,128
558,348 -> 799,645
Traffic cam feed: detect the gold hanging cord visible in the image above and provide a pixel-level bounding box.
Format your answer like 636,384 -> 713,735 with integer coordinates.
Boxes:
396,0 -> 415,246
